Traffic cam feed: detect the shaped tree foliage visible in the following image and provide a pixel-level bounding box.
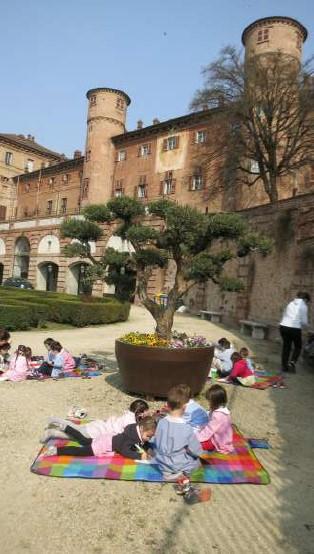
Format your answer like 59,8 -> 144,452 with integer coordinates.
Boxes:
61,197 -> 272,339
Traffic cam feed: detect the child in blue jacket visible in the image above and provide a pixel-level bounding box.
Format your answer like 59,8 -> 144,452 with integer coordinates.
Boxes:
154,385 -> 202,480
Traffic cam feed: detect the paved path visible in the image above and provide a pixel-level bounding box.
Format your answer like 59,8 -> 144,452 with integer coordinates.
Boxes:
0,306 -> 313,554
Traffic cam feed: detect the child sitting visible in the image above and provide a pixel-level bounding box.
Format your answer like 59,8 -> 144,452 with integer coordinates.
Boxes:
227,352 -> 256,386
42,399 -> 150,442
0,342 -> 10,372
196,384 -> 234,453
0,345 -> 31,382
0,328 -> 11,348
211,338 -> 234,378
239,347 -> 255,373
45,415 -> 156,459
50,341 -> 75,378
177,383 -> 209,430
154,385 -> 202,480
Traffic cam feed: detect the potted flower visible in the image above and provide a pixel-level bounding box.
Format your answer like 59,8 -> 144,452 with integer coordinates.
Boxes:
61,197 -> 271,397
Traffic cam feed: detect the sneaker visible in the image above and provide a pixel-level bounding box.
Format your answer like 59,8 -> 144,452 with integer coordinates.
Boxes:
47,417 -> 67,430
45,445 -> 58,457
174,474 -> 191,495
288,361 -> 296,373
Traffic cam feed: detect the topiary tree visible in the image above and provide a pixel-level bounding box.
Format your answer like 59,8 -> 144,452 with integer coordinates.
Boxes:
61,197 -> 272,339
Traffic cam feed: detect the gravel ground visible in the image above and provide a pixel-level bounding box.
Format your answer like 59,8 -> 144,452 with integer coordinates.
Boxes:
0,306 -> 313,554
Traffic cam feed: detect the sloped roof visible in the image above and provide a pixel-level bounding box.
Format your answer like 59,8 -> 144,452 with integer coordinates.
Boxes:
0,133 -> 64,160
112,107 -> 222,145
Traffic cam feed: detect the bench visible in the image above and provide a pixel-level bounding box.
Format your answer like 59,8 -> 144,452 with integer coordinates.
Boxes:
240,320 -> 269,340
200,310 -> 222,324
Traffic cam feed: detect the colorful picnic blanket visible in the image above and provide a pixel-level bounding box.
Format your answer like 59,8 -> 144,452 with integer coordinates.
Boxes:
30,426 -> 270,485
28,361 -> 102,379
210,370 -> 282,390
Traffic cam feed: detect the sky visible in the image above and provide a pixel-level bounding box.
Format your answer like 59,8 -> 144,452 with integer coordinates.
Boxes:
0,0 -> 313,157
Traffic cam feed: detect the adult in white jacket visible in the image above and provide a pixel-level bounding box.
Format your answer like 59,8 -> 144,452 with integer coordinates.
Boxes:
279,292 -> 310,372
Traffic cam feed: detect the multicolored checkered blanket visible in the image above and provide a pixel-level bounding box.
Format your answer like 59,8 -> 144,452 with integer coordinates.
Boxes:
210,370 -> 282,390
30,426 -> 270,485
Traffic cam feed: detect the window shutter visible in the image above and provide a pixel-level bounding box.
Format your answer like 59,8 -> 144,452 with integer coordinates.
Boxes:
175,136 -> 180,149
171,179 -> 176,194
188,176 -> 193,191
162,139 -> 167,151
137,146 -> 141,157
147,143 -> 151,154
144,185 -> 148,198
134,186 -> 137,198
160,181 -> 164,195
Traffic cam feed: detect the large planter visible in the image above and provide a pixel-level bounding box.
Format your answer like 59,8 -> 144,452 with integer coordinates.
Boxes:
115,339 -> 214,398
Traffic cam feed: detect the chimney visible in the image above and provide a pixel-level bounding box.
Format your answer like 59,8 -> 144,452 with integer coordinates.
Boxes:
27,134 -> 32,140
153,118 -> 160,125
32,136 -> 35,141
137,120 -> 143,130
74,150 -> 82,159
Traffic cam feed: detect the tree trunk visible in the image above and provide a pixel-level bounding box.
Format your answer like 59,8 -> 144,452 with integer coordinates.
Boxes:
154,306 -> 175,340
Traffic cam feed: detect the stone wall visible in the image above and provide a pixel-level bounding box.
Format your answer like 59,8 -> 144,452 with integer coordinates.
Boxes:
186,192 -> 314,337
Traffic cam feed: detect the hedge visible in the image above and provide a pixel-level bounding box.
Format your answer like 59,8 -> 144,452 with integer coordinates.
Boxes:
0,288 -> 130,330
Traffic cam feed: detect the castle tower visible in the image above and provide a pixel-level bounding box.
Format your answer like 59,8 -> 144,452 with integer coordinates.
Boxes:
242,16 -> 307,63
81,87 -> 131,206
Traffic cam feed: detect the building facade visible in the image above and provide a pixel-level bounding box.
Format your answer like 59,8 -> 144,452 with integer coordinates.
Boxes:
0,16 -> 313,322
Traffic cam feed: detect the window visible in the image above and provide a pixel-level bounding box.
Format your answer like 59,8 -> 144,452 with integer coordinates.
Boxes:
89,95 -> 96,105
250,160 -> 260,174
195,131 -> 207,144
60,197 -> 67,214
82,178 -> 89,199
114,179 -> 124,197
257,28 -> 269,43
190,174 -> 204,191
47,200 -> 53,215
48,177 -> 55,189
85,150 -> 91,162
162,136 -> 179,151
25,159 -> 34,172
0,205 -> 7,221
62,174 -> 70,183
137,175 -> 148,199
5,152 -> 13,165
117,150 -> 126,162
137,184 -> 147,198
25,183 -> 30,193
160,171 -> 176,195
296,33 -> 302,50
138,144 -> 151,157
116,97 -> 125,110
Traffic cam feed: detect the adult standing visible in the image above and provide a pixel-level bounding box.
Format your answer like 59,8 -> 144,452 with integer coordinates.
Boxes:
279,292 -> 311,373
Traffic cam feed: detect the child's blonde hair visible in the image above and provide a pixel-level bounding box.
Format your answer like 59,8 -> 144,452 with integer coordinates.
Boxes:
139,416 -> 157,433
167,385 -> 188,410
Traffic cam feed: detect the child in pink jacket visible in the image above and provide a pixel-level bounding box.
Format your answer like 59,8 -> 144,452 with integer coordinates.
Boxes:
196,384 -> 234,453
41,399 -> 150,442
0,345 -> 31,382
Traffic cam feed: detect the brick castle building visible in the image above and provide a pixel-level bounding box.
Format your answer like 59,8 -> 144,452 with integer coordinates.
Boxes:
0,16 -> 313,329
